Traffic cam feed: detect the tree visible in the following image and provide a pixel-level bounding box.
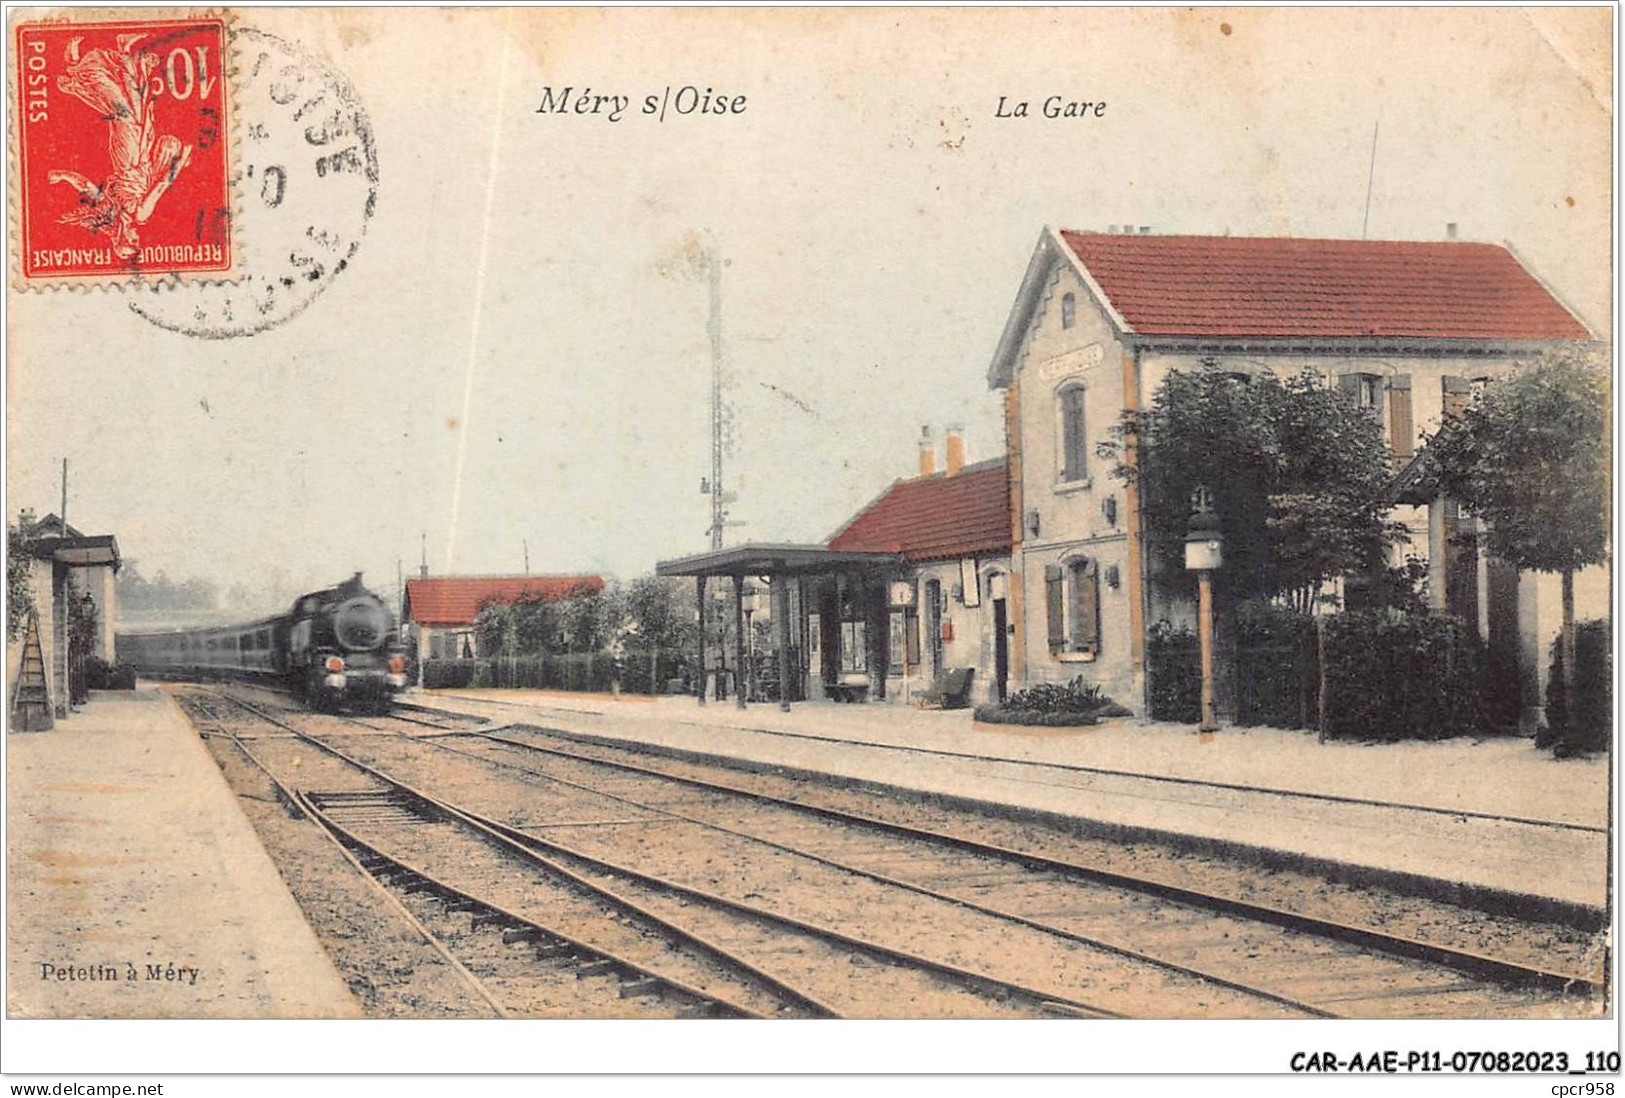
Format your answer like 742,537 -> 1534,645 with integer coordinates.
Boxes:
625,574 -> 697,687
1431,350 -> 1610,722
1116,364 -> 1403,610
7,519 -> 39,640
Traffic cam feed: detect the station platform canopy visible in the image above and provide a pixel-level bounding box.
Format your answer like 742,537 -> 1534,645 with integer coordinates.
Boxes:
32,533 -> 120,569
656,542 -> 900,579
657,543 -> 906,713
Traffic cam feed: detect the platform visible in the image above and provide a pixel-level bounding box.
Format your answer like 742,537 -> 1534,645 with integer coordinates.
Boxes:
411,688 -> 1611,923
6,687 -> 361,1018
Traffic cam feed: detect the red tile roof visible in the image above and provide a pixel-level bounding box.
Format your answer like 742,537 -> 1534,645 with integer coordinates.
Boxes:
405,575 -> 604,626
828,458 -> 1011,562
1059,231 -> 1590,342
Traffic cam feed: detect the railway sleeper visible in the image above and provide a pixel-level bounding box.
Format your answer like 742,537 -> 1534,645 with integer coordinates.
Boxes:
575,959 -> 620,979
618,977 -> 665,1000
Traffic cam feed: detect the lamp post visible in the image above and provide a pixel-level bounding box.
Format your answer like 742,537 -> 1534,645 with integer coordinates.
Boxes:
742,585 -> 760,701
1184,487 -> 1223,736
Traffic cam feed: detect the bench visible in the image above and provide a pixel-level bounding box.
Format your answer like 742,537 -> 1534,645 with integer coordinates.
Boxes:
826,674 -> 870,703
918,667 -> 975,709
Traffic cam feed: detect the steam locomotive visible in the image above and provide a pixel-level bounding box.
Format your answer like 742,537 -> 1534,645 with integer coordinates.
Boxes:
116,573 -> 409,710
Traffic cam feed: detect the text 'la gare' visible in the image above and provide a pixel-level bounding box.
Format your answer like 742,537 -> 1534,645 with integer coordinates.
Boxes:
994,96 -> 1108,119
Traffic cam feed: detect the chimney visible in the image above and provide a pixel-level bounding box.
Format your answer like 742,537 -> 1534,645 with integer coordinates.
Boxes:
1138,226 -> 1151,234
1106,224 -> 1118,235
917,426 -> 937,477
1446,222 -> 1458,240
945,424 -> 967,477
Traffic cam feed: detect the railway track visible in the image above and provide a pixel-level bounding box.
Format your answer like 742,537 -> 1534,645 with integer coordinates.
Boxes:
181,691 -> 772,1018
186,686 -> 1603,1018
187,688 -> 1147,1019
368,709 -> 1603,1019
410,692 -> 1606,835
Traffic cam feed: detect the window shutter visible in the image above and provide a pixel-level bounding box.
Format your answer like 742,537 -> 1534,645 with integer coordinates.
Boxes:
1079,562 -> 1100,652
1335,372 -> 1363,401
1387,374 -> 1414,457
1061,387 -> 1087,480
1442,375 -> 1471,420
905,610 -> 921,666
1045,565 -> 1065,653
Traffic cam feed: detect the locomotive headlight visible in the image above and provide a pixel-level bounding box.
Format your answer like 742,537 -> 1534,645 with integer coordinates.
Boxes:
325,655 -> 345,673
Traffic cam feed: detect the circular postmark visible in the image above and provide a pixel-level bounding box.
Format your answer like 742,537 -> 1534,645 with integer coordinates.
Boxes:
130,26 -> 378,339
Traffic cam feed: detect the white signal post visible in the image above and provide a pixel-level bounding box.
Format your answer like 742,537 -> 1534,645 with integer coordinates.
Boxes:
1184,487 -> 1223,737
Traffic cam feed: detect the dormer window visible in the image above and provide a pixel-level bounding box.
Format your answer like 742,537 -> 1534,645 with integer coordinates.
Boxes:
1060,292 -> 1076,330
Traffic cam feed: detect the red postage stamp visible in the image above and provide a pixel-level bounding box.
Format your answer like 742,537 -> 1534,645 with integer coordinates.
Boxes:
12,13 -> 234,284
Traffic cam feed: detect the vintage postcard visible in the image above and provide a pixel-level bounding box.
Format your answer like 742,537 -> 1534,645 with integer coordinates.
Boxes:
2,4 -> 1616,1084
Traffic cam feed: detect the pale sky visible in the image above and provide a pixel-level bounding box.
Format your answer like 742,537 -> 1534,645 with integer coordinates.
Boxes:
6,7 -> 1612,613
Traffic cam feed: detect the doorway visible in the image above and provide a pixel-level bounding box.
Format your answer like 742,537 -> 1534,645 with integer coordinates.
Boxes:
992,597 -> 1009,702
924,579 -> 943,678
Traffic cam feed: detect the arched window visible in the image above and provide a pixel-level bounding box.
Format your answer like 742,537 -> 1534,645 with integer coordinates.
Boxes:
1057,383 -> 1087,483
1060,292 -> 1076,330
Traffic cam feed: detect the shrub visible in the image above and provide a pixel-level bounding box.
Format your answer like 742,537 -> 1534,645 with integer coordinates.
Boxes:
86,658 -> 136,690
1321,610 -> 1486,741
1542,619 -> 1611,756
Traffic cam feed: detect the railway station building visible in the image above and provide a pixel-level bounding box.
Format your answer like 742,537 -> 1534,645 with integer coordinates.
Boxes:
986,226 -> 1600,722
8,510 -> 121,726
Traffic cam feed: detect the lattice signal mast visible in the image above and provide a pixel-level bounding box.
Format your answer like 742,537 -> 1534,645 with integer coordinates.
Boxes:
706,242 -> 725,550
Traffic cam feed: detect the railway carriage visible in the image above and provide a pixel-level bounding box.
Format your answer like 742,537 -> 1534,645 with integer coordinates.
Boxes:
117,573 -> 408,710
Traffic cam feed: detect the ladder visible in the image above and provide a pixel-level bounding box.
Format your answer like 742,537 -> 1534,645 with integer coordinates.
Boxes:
11,606 -> 53,731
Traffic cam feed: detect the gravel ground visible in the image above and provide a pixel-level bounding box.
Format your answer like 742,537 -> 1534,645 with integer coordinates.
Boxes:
492,724 -> 1608,988
440,732 -> 1589,1018
320,727 -> 1325,1018
189,721 -> 493,1018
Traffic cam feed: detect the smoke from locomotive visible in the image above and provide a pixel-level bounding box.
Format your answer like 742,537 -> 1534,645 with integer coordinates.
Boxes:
116,573 -> 409,710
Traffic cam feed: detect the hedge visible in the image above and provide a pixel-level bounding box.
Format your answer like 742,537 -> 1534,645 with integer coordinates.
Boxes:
420,651 -> 690,694
1320,610 -> 1485,741
1150,604 -> 1491,741
1147,626 -> 1201,723
1541,619 -> 1611,755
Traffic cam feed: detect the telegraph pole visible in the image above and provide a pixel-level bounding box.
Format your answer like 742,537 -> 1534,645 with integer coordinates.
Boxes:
57,459 -> 69,718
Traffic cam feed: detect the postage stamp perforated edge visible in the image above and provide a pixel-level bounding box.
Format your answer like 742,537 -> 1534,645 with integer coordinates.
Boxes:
8,6 -> 245,292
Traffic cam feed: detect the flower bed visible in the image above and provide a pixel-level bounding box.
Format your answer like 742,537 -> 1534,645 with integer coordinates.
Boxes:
974,677 -> 1131,727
